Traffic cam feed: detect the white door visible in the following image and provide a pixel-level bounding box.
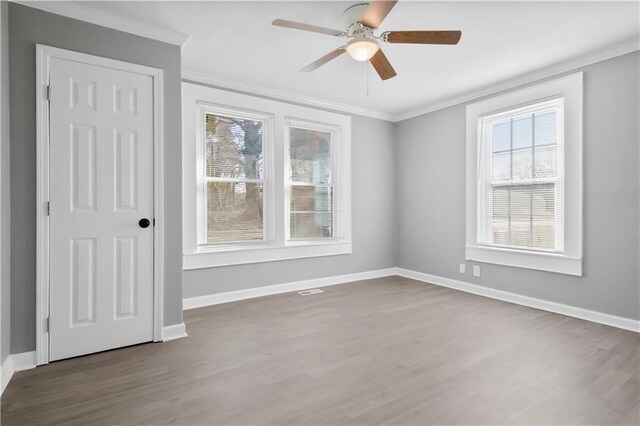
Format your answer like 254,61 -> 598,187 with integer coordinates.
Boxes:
48,57 -> 155,361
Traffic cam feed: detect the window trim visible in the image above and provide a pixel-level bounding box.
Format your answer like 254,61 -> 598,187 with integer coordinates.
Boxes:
465,72 -> 583,276
182,83 -> 352,270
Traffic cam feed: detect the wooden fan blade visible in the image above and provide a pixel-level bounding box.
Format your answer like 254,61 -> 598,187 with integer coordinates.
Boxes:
361,0 -> 398,29
384,30 -> 462,45
301,47 -> 346,72
272,19 -> 344,37
369,49 -> 397,80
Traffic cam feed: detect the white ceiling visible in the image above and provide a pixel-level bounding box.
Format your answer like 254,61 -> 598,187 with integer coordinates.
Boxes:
77,1 -> 639,117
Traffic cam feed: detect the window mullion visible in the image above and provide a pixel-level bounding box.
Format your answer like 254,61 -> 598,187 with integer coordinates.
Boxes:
531,112 -> 536,180
491,178 -> 557,187
530,113 -> 535,245
206,177 -> 264,184
509,118 -> 513,246
529,186 -> 533,246
276,114 -> 287,245
290,182 -> 332,187
509,117 -> 513,181
508,187 -> 512,246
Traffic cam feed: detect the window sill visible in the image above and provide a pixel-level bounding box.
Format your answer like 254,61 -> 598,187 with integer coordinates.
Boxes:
465,245 -> 582,276
183,241 -> 352,270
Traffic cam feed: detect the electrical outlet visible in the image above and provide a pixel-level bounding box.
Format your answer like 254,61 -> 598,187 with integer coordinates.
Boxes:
459,263 -> 466,274
473,265 -> 481,277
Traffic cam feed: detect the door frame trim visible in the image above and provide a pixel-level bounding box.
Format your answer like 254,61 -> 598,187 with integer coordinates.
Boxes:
35,44 -> 165,365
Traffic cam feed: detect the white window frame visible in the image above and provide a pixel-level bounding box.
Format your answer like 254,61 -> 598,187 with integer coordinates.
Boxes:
183,83 -> 352,269
477,98 -> 565,252
195,103 -> 275,249
466,72 -> 583,276
284,118 -> 345,244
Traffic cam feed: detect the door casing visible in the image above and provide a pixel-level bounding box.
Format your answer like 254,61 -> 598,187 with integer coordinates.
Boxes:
35,44 -> 165,365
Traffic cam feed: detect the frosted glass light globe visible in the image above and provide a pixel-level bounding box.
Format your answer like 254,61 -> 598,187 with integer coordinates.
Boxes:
346,37 -> 380,61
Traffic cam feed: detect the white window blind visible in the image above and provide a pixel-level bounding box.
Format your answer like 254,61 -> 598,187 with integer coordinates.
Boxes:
202,111 -> 266,245
478,98 -> 565,252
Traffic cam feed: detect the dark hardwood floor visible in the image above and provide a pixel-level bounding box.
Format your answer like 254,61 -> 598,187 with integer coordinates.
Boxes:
2,276 -> 638,425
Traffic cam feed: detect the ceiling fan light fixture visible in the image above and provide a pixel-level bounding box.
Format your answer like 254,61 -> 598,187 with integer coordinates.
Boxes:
346,37 -> 379,61
273,0 -> 462,80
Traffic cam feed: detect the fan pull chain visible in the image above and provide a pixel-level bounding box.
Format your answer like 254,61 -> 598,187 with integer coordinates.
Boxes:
355,60 -> 360,104
367,58 -> 370,97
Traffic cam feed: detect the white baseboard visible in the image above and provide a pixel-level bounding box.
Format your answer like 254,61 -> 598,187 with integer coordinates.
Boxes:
1,351 -> 37,396
396,268 -> 640,333
0,355 -> 10,395
183,268 -> 397,310
162,323 -> 188,342
181,265 -> 638,333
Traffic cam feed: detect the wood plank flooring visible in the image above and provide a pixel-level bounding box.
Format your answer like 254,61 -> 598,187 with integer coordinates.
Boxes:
2,276 -> 639,425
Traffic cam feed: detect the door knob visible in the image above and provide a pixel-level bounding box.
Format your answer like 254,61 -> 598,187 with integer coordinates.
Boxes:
139,218 -> 151,228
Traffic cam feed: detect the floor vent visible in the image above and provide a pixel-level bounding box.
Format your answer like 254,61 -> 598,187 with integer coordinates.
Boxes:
298,289 -> 324,296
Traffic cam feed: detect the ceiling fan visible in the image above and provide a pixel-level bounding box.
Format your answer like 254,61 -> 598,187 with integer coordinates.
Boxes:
272,1 -> 462,81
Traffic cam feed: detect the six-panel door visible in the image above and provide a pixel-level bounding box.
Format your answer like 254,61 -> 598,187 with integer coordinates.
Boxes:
48,57 -> 155,361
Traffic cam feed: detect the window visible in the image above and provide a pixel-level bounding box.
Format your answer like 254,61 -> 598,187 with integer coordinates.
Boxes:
183,83 -> 351,269
287,121 -> 341,241
466,73 -> 583,275
201,109 -> 269,246
479,99 -> 564,252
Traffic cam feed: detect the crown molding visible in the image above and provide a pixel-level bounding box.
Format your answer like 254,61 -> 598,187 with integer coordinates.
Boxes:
184,38 -> 638,124
12,1 -> 636,120
181,69 -> 395,122
393,38 -> 640,122
13,1 -> 189,47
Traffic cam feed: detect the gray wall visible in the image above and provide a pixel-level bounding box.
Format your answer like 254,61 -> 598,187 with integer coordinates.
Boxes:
396,52 -> 640,321
183,114 -> 396,298
8,3 -> 183,354
3,3 -> 637,356
1,0 -> 10,363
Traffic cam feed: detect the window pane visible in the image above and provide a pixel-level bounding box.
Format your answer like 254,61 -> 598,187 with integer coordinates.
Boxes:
534,110 -> 557,146
510,187 -> 531,247
290,212 -> 333,239
491,187 -> 510,246
205,113 -> 263,180
291,185 -> 333,212
492,151 -> 511,181
534,144 -> 557,178
532,184 -> 555,250
490,184 -> 555,250
533,110 -> 558,179
206,182 -> 263,243
512,148 -> 533,180
512,115 -> 533,149
290,127 -> 331,184
492,121 -> 511,152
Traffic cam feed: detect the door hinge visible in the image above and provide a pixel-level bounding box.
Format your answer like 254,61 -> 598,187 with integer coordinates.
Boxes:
46,201 -> 50,216
45,317 -> 50,333
46,85 -> 51,101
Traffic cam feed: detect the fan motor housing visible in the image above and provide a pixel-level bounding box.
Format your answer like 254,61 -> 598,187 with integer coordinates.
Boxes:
343,3 -> 369,30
